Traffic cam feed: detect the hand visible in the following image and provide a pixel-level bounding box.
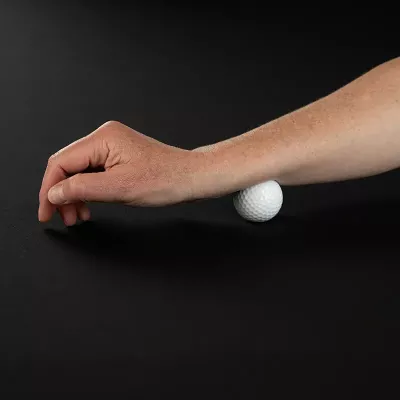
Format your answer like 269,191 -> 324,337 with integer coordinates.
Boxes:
38,121 -> 200,225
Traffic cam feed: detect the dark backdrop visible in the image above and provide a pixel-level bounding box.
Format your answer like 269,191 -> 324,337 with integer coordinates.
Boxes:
1,1 -> 399,397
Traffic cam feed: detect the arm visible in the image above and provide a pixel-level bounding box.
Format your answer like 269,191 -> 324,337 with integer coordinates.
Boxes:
39,57 -> 400,225
192,57 -> 400,198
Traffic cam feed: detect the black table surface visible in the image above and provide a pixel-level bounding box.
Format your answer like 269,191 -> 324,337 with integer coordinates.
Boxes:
1,2 -> 399,397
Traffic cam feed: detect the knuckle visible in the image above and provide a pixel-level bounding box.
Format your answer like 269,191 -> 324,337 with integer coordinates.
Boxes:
98,120 -> 129,144
47,153 -> 57,165
102,120 -> 121,131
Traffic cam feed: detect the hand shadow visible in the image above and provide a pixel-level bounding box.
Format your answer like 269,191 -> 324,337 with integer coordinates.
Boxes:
43,198 -> 400,280
43,215 -> 286,282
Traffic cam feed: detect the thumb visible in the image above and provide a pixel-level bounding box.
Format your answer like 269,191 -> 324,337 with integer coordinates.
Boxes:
48,172 -> 120,205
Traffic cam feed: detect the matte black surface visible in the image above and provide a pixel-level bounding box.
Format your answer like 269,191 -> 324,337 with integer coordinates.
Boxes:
1,2 -> 399,397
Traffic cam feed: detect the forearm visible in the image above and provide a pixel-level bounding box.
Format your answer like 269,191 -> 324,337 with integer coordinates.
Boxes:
192,57 -> 400,198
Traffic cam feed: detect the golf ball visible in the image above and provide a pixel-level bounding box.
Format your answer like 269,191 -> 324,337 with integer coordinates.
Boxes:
233,180 -> 283,222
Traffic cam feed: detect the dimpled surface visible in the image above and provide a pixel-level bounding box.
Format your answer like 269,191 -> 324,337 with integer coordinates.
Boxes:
233,180 -> 283,222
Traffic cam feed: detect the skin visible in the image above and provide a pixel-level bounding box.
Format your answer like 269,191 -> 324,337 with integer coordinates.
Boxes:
39,57 -> 400,226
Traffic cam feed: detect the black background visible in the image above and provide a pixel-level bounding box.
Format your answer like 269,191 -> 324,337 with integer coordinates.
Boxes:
1,1 -> 399,397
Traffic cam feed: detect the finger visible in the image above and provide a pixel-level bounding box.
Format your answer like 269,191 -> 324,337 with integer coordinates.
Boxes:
58,203 -> 78,226
38,194 -> 57,222
39,163 -> 67,222
76,202 -> 91,221
39,129 -> 109,222
47,170 -> 124,205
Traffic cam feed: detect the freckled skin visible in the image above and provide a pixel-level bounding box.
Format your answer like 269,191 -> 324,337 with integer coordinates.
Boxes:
39,57 -> 400,226
194,57 -> 400,196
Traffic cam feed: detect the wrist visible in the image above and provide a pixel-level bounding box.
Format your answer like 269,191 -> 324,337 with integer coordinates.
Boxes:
188,141 -> 277,200
183,149 -> 222,201
189,122 -> 294,198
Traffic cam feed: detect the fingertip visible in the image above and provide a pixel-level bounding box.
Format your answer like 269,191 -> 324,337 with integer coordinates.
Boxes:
64,214 -> 77,227
81,208 -> 91,221
65,219 -> 76,227
38,203 -> 55,223
60,204 -> 78,226
38,206 -> 44,222
77,203 -> 91,221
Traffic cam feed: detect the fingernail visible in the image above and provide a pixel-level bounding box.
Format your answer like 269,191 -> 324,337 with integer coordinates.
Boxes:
48,185 -> 64,205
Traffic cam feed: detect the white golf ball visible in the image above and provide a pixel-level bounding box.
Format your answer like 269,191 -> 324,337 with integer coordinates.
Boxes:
233,180 -> 283,222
